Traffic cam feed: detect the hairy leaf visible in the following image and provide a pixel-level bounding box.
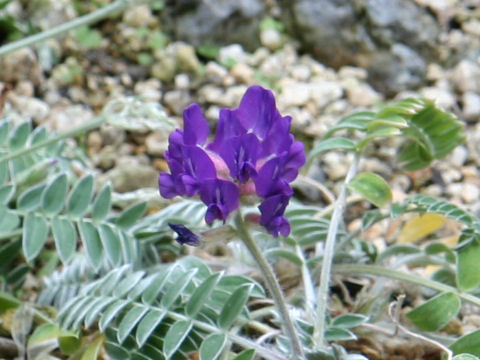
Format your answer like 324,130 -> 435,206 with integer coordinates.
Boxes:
68,175 -> 94,217
23,213 -> 49,262
406,292 -> 460,331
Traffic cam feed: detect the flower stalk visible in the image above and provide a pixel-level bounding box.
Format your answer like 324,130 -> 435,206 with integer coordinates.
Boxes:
235,212 -> 305,359
313,153 -> 359,348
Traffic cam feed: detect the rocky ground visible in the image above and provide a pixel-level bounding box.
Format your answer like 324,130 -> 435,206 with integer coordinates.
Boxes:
1,0 -> 480,358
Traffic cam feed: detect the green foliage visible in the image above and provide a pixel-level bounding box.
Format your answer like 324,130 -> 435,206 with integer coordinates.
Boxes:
74,25 -> 104,49
53,257 -> 265,359
309,98 -> 465,170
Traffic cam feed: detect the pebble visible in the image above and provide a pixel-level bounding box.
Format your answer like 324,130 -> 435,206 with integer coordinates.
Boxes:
290,64 -> 312,82
260,28 -> 284,51
0,48 -> 43,85
338,66 -> 367,81
420,87 -> 456,109
134,79 -> 162,102
310,81 -> 343,108
174,74 -> 191,90
47,105 -> 94,132
279,82 -> 311,107
123,5 -> 156,28
174,42 -> 201,73
145,132 -> 169,156
151,54 -> 176,82
449,145 -> 469,167
100,157 -> 159,193
322,152 -> 350,180
7,94 -> 50,124
219,44 -> 248,65
461,183 -> 480,203
231,63 -> 254,84
451,60 -> 480,93
343,79 -> 382,107
462,92 -> 480,120
205,62 -> 229,85
163,90 -> 192,116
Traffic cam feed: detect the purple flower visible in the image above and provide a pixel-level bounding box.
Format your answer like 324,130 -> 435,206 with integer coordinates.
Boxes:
159,85 -> 305,237
168,223 -> 201,246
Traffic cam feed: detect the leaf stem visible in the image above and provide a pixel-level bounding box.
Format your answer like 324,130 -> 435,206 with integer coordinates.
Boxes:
234,212 -> 305,359
334,263 -> 480,307
0,115 -> 106,164
313,153 -> 359,348
0,0 -> 129,57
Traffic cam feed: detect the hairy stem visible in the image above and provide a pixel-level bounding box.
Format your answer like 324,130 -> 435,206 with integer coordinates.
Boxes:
0,115 -> 106,164
234,212 -> 305,359
313,154 -> 359,348
0,0 -> 129,57
334,263 -> 480,307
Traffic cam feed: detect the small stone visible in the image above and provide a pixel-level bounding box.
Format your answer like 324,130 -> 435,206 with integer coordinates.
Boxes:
260,28 -> 283,51
323,152 -> 350,180
426,63 -> 445,81
174,74 -> 190,90
174,42 -> 201,73
87,131 -> 103,155
145,132 -> 169,156
101,158 -> 159,193
8,94 -> 50,124
151,54 -> 176,82
462,92 -> 480,120
279,82 -> 310,107
424,184 -> 443,197
449,145 -> 469,167
205,62 -> 229,85
248,47 -> 269,67
231,63 -> 254,84
123,5 -> 156,27
451,60 -> 480,93
47,105 -> 94,132
420,87 -> 456,109
219,44 -> 248,65
163,90 -> 192,116
310,81 -> 343,108
15,81 -> 34,97
461,183 -> 480,204
462,19 -> 480,37
338,66 -> 367,80
134,79 -> 162,102
290,64 -> 311,82
0,48 -> 43,85
344,80 -> 382,107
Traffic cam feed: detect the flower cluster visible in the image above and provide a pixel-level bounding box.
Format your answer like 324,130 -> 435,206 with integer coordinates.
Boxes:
159,85 -> 305,237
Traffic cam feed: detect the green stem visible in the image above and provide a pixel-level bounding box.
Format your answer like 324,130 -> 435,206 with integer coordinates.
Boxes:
0,0 -> 129,57
0,115 -> 106,164
334,263 -> 480,307
313,154 -> 359,348
234,212 -> 304,359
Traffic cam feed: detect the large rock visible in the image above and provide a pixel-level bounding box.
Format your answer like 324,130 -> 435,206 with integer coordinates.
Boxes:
280,0 -> 441,95
161,0 -> 265,51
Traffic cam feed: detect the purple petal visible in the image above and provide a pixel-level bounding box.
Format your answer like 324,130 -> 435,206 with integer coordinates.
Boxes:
259,194 -> 291,237
158,173 -> 178,198
200,179 -> 239,223
168,223 -> 200,246
281,141 -> 306,182
254,157 -> 293,198
183,104 -> 210,146
220,133 -> 260,183
183,146 -> 217,180
261,115 -> 293,157
208,108 -> 246,152
236,86 -> 279,140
